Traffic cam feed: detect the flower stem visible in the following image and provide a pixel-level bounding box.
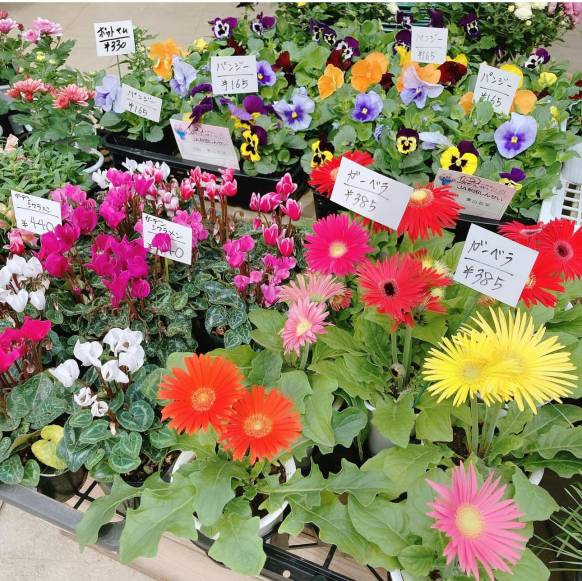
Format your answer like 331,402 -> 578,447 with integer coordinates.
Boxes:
470,398 -> 480,455
164,257 -> 169,283
390,332 -> 399,368
402,326 -> 413,383
299,343 -> 310,370
480,402 -> 503,457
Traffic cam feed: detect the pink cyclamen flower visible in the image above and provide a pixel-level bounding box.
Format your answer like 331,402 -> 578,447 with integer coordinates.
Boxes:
20,317 -> 51,342
172,210 -> 208,247
8,79 -> 49,101
151,232 -> 172,253
71,206 -> 98,234
53,84 -> 94,109
130,278 -> 151,299
304,214 -> 372,276
276,173 -> 297,199
281,299 -> 329,355
278,273 -> 348,305
260,283 -> 279,307
44,254 -> 69,277
281,199 -> 302,221
5,229 -> 37,255
219,180 -> 238,197
262,224 -> 279,246
277,237 -> 294,257
427,463 -> 526,581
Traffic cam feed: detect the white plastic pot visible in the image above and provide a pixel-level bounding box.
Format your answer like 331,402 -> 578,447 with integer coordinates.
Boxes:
365,401 -> 396,455
81,147 -> 104,174
172,451 -> 296,538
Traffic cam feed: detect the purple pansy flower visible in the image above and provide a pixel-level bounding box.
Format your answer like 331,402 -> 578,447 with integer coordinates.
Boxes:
170,57 -> 197,97
400,65 -> 444,109
396,11 -> 413,29
273,87 -> 315,132
374,124 -> 385,143
524,48 -> 550,70
95,74 -> 124,113
309,19 -> 336,45
221,94 -> 274,121
257,60 -> 277,86
459,12 -> 480,40
334,36 -> 360,61
209,17 -> 238,39
250,12 -> 275,35
393,29 -> 411,52
352,91 -> 383,123
494,113 -> 538,159
499,167 -> 527,188
190,83 -> 213,96
429,9 -> 445,28
190,96 -> 213,125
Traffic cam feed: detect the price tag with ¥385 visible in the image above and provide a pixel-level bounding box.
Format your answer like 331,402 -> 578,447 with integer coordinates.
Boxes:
453,224 -> 538,307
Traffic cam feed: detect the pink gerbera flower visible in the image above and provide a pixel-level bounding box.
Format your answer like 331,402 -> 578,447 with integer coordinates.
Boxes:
53,84 -> 94,109
304,214 -> 371,276
427,463 -> 526,581
278,272 -> 348,305
281,299 -> 329,355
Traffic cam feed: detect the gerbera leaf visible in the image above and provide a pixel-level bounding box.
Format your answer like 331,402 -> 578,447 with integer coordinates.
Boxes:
415,403 -> 453,443
495,549 -> 549,581
278,370 -> 312,413
512,468 -> 559,522
302,375 -> 336,448
397,544 -> 437,577
372,392 -> 415,448
248,350 -> 283,387
536,425 -> 582,460
332,407 -> 367,448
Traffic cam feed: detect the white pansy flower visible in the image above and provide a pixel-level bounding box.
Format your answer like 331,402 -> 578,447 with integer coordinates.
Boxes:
119,345 -> 145,373
74,386 -> 96,407
29,289 -> 46,310
74,340 -> 103,368
91,169 -> 109,189
101,360 -> 130,384
5,289 -> 29,312
50,359 -> 80,388
91,400 -> 109,418
419,131 -> 453,150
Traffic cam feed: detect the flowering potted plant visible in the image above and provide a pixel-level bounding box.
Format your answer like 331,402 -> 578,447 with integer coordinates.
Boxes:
0,10 -> 23,86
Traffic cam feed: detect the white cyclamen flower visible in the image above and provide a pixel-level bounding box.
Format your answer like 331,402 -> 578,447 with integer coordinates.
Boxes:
101,360 -> 130,384
74,386 -> 96,407
51,359 -> 81,388
92,169 -> 109,189
5,256 -> 27,276
91,400 -> 109,418
122,158 -> 139,173
74,340 -> 103,368
103,327 -> 143,356
118,344 -> 145,373
29,289 -> 46,310
5,289 -> 29,312
0,266 -> 12,287
22,257 -> 43,278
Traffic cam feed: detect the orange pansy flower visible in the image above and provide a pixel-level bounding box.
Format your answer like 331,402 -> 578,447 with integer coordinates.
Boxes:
350,52 -> 389,93
512,89 -> 537,114
318,64 -> 344,100
459,91 -> 474,114
396,62 -> 441,92
149,38 -> 185,80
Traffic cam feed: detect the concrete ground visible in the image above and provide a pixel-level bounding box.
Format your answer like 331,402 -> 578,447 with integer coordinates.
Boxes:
1,3 -> 582,581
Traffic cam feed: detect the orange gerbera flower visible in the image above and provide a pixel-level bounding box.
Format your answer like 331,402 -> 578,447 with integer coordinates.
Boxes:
318,64 -> 344,100
159,353 -> 244,434
149,38 -> 185,80
396,62 -> 441,92
219,386 -> 301,463
351,52 -> 388,92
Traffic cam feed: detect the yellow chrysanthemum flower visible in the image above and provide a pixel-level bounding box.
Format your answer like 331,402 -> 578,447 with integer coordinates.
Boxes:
193,38 -> 208,53
471,308 -> 578,412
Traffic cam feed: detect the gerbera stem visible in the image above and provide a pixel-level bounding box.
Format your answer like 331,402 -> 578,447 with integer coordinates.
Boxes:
391,332 -> 399,367
299,344 -> 310,370
470,398 -> 480,455
480,402 -> 503,457
401,326 -> 413,385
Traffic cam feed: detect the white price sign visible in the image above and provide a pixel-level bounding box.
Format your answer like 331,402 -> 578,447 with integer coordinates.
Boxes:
330,157 -> 413,230
120,84 -> 162,122
142,213 -> 192,265
94,20 -> 135,57
410,26 -> 448,64
210,55 -> 258,96
453,224 -> 538,307
170,119 -> 240,170
473,63 -> 520,115
11,191 -> 62,235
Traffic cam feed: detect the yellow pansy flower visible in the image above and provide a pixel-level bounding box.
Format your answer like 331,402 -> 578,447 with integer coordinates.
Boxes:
539,72 -> 557,88
500,64 -> 524,88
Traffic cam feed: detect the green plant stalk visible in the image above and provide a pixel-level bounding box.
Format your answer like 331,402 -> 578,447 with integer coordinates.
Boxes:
299,343 -> 310,370
390,332 -> 399,368
164,257 -> 169,283
480,401 -> 503,457
470,398 -> 479,455
401,326 -> 413,384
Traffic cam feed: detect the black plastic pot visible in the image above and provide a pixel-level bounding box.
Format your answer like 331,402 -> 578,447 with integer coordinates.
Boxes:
37,468 -> 87,502
102,130 -> 307,209
313,192 -> 344,220
192,316 -> 225,354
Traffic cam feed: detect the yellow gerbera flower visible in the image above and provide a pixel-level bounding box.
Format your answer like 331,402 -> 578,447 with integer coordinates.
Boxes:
471,308 -> 577,413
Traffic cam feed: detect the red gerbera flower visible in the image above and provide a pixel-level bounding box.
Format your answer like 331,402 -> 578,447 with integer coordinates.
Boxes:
498,221 -> 544,247
520,253 -> 565,308
537,218 -> 582,280
398,183 -> 462,240
309,150 -> 374,197
159,353 -> 244,434
219,386 -> 301,463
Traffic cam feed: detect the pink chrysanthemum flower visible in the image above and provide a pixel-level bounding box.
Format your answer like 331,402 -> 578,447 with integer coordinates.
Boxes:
278,272 -> 348,305
281,299 -> 329,355
427,463 -> 526,581
304,214 -> 371,276
7,79 -> 50,102
53,84 -> 94,109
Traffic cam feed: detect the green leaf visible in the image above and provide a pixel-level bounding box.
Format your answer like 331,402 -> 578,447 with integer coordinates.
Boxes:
248,350 -> 282,386
205,304 -> 227,333
332,408 -> 367,448
249,308 -> 285,351
69,410 -> 93,428
223,328 -> 243,349
189,457 -> 246,526
117,401 -> 155,432
227,307 -> 247,330
139,368 -> 164,401
170,291 -> 189,311
79,420 -> 111,445
521,452 -> 582,478
149,426 -> 178,449
302,375 -> 336,448
536,425 -> 582,459
512,468 -> 559,522
207,514 -> 266,576
120,472 -> 197,563
109,432 -> 142,474
495,549 -> 549,581
203,281 -> 239,307
21,459 -> 41,487
398,545 -> 437,577
372,392 -> 415,448
318,326 -> 361,353
329,460 -> 387,506
0,455 -> 24,484
415,404 -> 453,442
278,370 -> 312,413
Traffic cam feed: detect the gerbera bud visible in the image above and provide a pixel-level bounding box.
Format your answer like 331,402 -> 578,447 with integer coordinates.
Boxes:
390,363 -> 406,378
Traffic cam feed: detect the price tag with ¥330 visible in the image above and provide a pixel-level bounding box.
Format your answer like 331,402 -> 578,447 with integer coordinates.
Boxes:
453,224 -> 538,307
94,20 -> 135,57
330,157 -> 413,230
11,190 -> 62,235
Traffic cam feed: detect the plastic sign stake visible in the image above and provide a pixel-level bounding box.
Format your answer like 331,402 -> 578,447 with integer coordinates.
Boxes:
120,84 -> 162,122
210,55 -> 258,96
142,213 -> 193,265
453,224 -> 538,307
11,191 -> 62,235
410,26 -> 448,64
330,157 -> 413,230
94,20 -> 135,57
472,63 -> 520,115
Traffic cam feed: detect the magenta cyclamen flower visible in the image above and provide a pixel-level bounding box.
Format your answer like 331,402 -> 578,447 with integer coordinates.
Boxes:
494,113 -> 538,159
151,233 -> 172,253
172,210 -> 208,248
223,235 -> 255,268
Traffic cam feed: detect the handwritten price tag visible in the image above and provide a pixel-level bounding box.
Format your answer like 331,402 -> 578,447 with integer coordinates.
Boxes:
142,213 -> 192,265
170,119 -> 240,170
11,190 -> 62,235
330,157 -> 413,230
454,224 -> 538,307
435,169 -> 517,220
94,20 -> 135,57
411,26 -> 448,65
120,84 -> 162,122
473,63 -> 520,115
210,55 -> 258,96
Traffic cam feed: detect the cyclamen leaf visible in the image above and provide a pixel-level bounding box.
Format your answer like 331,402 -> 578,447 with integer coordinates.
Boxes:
0,455 -> 24,484
117,401 -> 155,432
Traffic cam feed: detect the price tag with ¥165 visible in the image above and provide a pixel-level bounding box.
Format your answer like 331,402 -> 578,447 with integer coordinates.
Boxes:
142,213 -> 192,265
210,55 -> 258,96
94,20 -> 135,57
11,190 -> 62,235
472,63 -> 520,115
453,224 -> 538,307
410,26 -> 448,64
330,157 -> 413,230
120,84 -> 162,122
